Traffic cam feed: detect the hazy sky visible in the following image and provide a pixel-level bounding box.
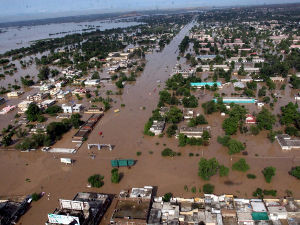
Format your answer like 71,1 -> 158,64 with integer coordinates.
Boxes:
2,0 -> 300,19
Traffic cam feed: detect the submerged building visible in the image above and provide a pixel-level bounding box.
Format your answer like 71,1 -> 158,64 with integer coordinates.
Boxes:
110,186 -> 153,225
276,134 -> 300,151
0,195 -> 31,225
45,192 -> 112,225
213,97 -> 256,104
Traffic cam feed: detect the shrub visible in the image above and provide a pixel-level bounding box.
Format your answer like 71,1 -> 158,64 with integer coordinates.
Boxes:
247,174 -> 256,179
289,166 -> 300,179
162,193 -> 173,202
232,159 -> 250,172
111,168 -> 120,183
31,193 -> 40,201
250,126 -> 260,135
191,186 -> 196,193
166,124 -> 178,137
198,158 -> 219,180
203,184 -> 214,194
262,167 -> 276,183
161,148 -> 177,157
136,151 -> 142,156
184,185 -> 188,192
219,165 -> 229,177
227,139 -> 245,155
263,189 -> 277,196
88,174 -> 104,188
253,188 -> 264,198
217,135 -> 231,146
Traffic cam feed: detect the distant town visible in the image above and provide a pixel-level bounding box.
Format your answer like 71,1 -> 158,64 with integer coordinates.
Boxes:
0,3 -> 299,225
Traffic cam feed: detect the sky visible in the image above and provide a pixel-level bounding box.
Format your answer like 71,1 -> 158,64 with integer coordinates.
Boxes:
1,0 -> 300,22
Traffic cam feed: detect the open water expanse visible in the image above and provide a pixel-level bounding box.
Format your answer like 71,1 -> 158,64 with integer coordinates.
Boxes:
0,20 -> 141,53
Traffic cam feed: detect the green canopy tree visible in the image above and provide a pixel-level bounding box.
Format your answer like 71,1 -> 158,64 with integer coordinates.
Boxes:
198,158 -> 219,180
25,103 -> 42,122
256,108 -> 276,130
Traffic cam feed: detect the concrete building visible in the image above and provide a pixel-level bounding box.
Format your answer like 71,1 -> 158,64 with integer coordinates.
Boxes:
150,120 -> 165,135
110,186 -> 153,225
245,114 -> 256,124
56,90 -> 71,99
0,195 -> 31,225
18,100 -> 33,112
39,100 -> 56,109
84,79 -> 100,86
276,134 -> 300,151
7,91 -> 24,98
183,108 -> 195,120
45,192 -> 112,225
62,104 -> 83,114
178,126 -> 210,138
27,92 -> 49,102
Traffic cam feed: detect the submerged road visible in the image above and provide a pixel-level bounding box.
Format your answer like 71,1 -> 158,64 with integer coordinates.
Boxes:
87,20 -> 197,151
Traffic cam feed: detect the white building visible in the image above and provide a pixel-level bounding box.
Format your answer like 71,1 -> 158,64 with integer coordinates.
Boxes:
62,104 -> 83,114
18,100 -> 33,112
150,120 -> 165,135
84,79 -> 100,86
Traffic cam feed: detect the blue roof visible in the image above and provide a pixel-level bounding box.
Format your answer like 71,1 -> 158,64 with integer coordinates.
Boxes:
213,98 -> 256,103
191,82 -> 221,87
196,55 -> 217,59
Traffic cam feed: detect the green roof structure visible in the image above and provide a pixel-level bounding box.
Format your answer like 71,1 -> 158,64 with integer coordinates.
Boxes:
252,212 -> 269,221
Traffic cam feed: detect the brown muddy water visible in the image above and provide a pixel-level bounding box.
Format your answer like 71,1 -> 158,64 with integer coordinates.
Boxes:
0,21 -> 299,225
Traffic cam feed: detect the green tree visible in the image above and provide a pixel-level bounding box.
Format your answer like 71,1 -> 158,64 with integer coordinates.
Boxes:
250,125 -> 260,135
203,184 -> 214,194
162,193 -> 173,202
227,139 -> 245,155
1,134 -> 13,147
188,115 -> 207,127
166,107 -> 183,123
217,135 -> 231,146
202,101 -> 217,114
88,174 -> 104,188
178,133 -> 187,147
166,124 -> 177,137
161,148 -> 177,157
182,95 -> 198,108
198,158 -> 219,180
219,165 -> 229,177
289,166 -> 300,179
38,66 -> 50,80
70,113 -> 84,129
91,71 -> 100,79
46,121 -> 70,141
280,102 -> 300,125
31,193 -> 41,201
111,168 -> 120,183
25,103 -> 42,122
45,105 -> 63,115
258,87 -> 266,97
232,159 -> 250,172
222,117 -> 238,135
262,167 -> 276,183
256,108 -> 276,130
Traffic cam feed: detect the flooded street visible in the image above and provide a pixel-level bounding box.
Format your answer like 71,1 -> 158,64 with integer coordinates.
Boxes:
0,19 -> 299,225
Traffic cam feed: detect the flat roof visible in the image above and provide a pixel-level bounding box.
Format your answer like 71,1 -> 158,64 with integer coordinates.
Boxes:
112,199 -> 150,220
191,82 -> 221,87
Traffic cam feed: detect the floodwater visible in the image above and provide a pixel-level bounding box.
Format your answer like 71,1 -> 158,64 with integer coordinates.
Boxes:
0,20 -> 299,225
0,20 -> 141,54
